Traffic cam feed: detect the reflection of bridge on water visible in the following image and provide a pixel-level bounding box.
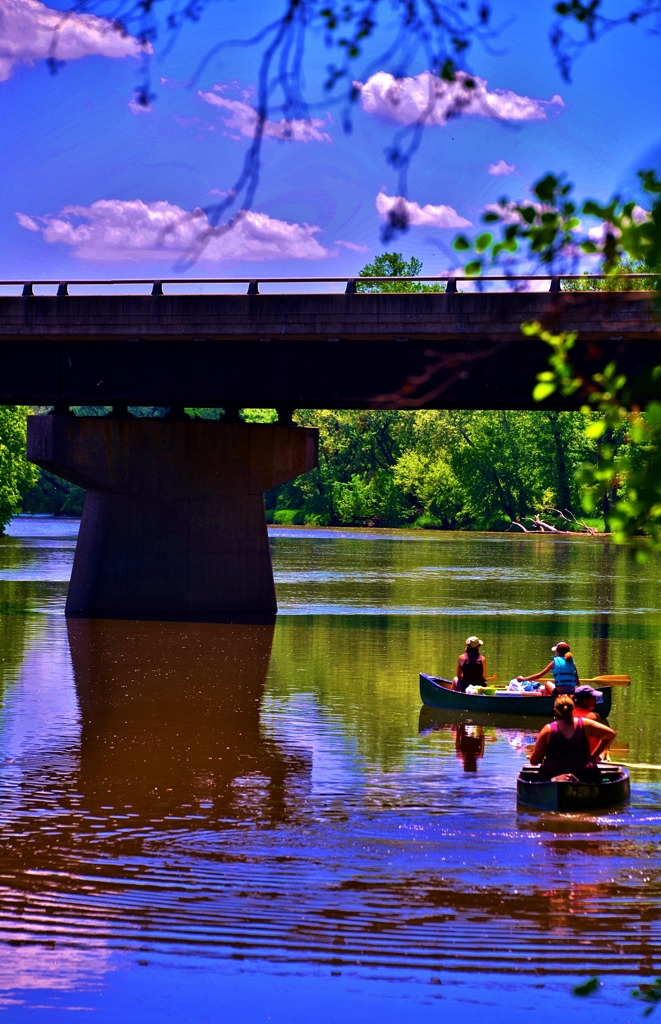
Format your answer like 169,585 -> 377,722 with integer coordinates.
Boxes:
1,277 -> 658,622
69,620 -> 306,822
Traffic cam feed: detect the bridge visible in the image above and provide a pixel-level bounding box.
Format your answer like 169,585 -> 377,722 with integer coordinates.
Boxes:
1,276 -> 658,622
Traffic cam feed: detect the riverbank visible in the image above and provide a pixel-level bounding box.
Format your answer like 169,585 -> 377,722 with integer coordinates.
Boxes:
6,514 -> 610,542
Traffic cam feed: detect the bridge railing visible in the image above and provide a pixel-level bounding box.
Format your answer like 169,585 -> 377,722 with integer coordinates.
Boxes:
0,274 -> 657,297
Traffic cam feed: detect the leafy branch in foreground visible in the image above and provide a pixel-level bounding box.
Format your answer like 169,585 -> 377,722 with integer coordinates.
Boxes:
523,320 -> 661,560
551,0 -> 661,82
453,173 -> 581,276
453,170 -> 661,280
633,977 -> 661,1016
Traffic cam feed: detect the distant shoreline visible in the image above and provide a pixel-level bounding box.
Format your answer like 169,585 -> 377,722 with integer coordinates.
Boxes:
10,514 -> 611,540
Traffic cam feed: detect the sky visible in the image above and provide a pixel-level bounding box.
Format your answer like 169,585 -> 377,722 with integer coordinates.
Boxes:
1,0 -> 661,282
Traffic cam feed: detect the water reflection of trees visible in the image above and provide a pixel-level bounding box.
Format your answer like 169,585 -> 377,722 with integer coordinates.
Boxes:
0,580 -> 48,707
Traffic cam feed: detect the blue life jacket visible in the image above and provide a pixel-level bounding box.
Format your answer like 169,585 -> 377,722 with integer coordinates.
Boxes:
552,655 -> 578,689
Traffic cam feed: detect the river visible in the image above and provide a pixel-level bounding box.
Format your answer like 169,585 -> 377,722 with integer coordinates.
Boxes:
0,519 -> 660,1022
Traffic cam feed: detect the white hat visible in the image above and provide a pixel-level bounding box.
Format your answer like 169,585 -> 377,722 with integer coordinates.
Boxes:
465,636 -> 483,649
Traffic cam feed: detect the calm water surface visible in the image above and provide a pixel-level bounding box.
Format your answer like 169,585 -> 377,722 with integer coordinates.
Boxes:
0,520 -> 660,1022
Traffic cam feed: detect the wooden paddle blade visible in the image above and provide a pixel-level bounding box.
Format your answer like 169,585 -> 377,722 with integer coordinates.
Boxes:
580,675 -> 631,687
613,762 -> 661,770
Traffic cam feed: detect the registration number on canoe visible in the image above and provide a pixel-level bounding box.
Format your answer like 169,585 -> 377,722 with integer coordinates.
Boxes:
566,784 -> 598,799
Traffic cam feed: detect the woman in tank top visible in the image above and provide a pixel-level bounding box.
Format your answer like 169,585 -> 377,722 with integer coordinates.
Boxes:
453,636 -> 487,692
529,695 -> 615,782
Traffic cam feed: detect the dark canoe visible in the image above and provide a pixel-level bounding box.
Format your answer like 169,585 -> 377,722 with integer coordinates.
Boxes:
419,673 -> 613,718
517,765 -> 630,811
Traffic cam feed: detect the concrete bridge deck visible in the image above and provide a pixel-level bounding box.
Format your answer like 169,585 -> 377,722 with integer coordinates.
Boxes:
1,287 -> 659,410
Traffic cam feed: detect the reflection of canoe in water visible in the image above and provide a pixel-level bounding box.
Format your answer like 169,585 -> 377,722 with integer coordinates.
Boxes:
516,764 -> 630,811
418,704 -> 543,735
419,673 -> 613,718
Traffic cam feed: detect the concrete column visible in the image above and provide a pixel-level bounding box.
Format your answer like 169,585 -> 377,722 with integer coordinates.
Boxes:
28,416 -> 318,622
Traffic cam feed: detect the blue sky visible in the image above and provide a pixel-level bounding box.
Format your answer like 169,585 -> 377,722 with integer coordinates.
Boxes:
2,0 -> 661,280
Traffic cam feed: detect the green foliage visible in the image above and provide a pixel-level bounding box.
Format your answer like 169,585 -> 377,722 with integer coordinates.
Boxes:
633,978 -> 661,1016
572,977 -> 601,997
452,169 -> 661,556
453,170 -> 661,284
241,408 -> 278,423
454,173 -> 581,273
357,253 -> 444,293
526,320 -> 661,559
0,407 -> 39,532
20,470 -> 85,517
267,408 -> 599,530
273,509 -> 306,525
563,257 -> 660,291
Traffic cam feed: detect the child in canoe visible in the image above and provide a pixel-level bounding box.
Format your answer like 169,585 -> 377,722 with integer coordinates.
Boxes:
517,640 -> 579,696
529,694 -> 615,782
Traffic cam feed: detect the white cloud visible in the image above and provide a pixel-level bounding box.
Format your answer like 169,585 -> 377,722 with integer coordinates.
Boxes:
335,239 -> 369,252
488,159 -> 516,176
355,70 -> 563,127
16,198 -> 330,261
376,192 -> 471,229
15,211 -> 40,231
0,0 -> 147,81
198,89 -> 331,142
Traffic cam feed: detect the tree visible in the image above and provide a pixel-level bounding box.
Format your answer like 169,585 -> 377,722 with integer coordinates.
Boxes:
357,253 -> 444,293
266,407 -> 599,530
0,408 -> 39,532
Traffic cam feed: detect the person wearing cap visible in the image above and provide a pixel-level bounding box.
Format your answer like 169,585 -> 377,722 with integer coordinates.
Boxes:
573,685 -> 603,722
517,641 -> 579,696
453,636 -> 487,692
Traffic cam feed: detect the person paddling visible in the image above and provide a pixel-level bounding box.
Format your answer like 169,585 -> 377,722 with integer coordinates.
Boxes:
529,694 -> 615,782
453,636 -> 487,693
517,640 -> 579,696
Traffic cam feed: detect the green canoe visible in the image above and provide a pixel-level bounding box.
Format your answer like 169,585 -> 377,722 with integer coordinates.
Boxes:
517,764 -> 630,811
419,673 -> 613,718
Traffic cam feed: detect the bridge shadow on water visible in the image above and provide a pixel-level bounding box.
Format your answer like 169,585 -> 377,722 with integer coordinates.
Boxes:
67,619 -> 309,827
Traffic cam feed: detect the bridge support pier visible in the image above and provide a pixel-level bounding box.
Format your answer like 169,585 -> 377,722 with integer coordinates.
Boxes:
27,415 -> 318,622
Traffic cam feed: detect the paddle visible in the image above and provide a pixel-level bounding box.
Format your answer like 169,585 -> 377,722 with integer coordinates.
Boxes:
580,675 -> 631,687
612,762 -> 661,770
538,674 -> 631,687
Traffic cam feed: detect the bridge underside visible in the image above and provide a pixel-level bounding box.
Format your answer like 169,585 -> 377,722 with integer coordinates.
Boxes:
1,290 -> 659,410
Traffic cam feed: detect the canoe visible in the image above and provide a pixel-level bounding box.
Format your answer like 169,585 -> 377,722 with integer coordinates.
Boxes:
516,764 -> 630,811
419,673 -> 613,718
